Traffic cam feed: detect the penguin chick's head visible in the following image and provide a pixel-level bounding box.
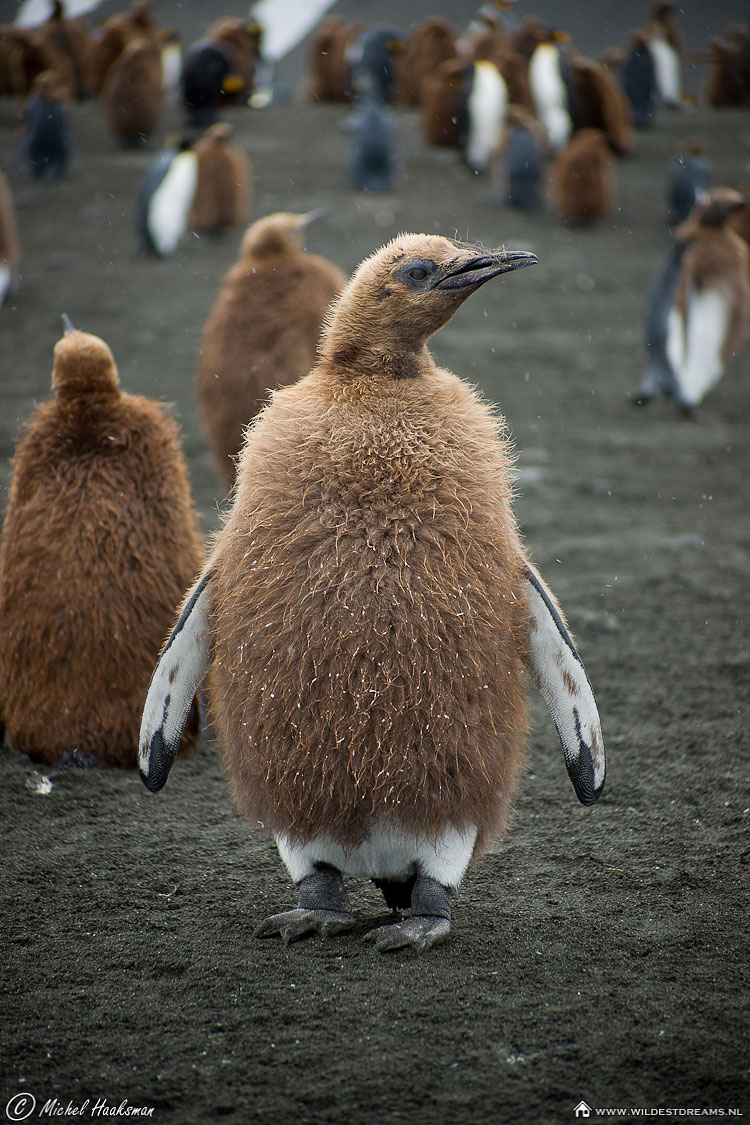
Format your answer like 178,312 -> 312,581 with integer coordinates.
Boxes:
240,211 -> 322,261
52,328 -> 121,401
322,232 -> 536,357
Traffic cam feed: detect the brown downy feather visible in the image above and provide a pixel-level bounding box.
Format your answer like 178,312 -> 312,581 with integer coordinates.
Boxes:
303,18 -> 364,103
549,128 -> 614,224
207,233 -> 530,857
571,54 -> 634,155
420,57 -> 470,147
0,329 -> 205,768
196,212 -> 346,491
393,18 -> 456,106
99,36 -> 162,144
189,123 -> 252,232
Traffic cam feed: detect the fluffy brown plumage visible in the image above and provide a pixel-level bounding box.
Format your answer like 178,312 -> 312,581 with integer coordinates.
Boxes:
189,123 -> 252,233
549,127 -> 614,224
303,18 -> 365,103
420,57 -> 470,147
206,233 -> 534,855
0,327 -> 205,768
99,36 -> 162,145
393,18 -> 456,106
571,54 -> 634,155
196,212 -> 346,491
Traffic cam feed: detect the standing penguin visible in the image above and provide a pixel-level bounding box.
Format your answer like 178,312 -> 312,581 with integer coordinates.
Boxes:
666,139 -> 711,226
189,122 -> 251,233
0,171 -> 20,308
180,38 -> 243,127
99,35 -> 163,146
21,69 -> 73,179
620,30 -> 657,127
549,128 -> 614,225
528,29 -> 575,153
196,211 -> 346,492
348,91 -> 396,192
491,104 -> 544,209
663,190 -> 750,414
136,136 -> 198,256
645,0 -> 682,108
463,58 -> 509,173
0,321 -> 205,769
140,233 -> 605,953
347,26 -> 404,104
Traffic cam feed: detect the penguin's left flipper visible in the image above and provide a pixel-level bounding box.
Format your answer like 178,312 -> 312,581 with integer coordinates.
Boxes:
522,562 -> 606,805
138,570 -> 213,793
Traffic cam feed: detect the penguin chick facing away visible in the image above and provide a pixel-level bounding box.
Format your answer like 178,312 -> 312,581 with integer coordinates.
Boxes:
189,122 -> 252,233
0,323 -> 205,768
141,234 -> 606,953
196,211 -> 346,492
549,128 -> 614,225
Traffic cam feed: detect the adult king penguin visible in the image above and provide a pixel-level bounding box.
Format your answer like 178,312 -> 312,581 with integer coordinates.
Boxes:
140,234 -> 606,953
635,189 -> 750,414
137,137 -> 198,256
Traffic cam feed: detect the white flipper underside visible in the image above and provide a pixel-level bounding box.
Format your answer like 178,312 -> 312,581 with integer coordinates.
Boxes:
522,562 -> 606,804
138,570 -> 212,791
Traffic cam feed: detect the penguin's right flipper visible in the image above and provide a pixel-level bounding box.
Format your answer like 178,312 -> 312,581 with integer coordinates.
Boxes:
522,562 -> 606,806
139,570 -> 213,793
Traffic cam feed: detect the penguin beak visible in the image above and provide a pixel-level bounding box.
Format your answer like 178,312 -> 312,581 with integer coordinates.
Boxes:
301,208 -> 329,228
61,313 -> 76,334
435,249 -> 537,291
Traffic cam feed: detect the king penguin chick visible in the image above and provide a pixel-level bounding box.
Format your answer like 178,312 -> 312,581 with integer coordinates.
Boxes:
549,128 -> 614,225
189,122 -> 251,233
664,189 -> 750,415
99,35 -> 163,146
196,211 -> 346,492
137,136 -> 198,256
140,233 -> 606,954
0,321 -> 205,768
22,69 -> 73,180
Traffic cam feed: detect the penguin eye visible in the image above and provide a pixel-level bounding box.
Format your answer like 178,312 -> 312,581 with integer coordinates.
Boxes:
397,259 -> 435,287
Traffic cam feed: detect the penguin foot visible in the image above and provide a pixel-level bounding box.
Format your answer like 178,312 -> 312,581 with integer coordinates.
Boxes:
365,915 -> 451,954
254,908 -> 356,946
631,391 -> 654,407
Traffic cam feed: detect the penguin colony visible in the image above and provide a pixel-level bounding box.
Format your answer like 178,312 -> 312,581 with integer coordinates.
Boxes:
0,324 -> 205,768
141,233 -> 605,951
196,211 -> 346,491
1,1 -> 748,956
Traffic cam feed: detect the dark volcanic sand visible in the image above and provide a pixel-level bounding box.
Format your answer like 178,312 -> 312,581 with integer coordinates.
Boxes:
1,3 -> 749,1123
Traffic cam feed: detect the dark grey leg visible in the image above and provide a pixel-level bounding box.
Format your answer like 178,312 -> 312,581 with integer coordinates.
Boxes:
365,872 -> 454,953
254,862 -> 356,945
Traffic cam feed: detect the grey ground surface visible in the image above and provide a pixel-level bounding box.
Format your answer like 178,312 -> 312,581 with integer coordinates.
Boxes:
1,2 -> 749,1123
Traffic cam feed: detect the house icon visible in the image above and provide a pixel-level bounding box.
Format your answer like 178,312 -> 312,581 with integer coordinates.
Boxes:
574,1103 -> 592,1119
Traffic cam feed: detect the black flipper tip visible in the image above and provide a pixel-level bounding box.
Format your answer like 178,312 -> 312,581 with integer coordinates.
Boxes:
138,729 -> 177,793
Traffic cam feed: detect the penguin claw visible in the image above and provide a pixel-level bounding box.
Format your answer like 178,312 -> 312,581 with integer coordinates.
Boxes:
253,908 -> 356,945
364,915 -> 451,954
